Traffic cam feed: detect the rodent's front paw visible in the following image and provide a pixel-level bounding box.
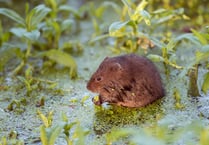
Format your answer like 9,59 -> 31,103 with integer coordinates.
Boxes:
92,96 -> 102,105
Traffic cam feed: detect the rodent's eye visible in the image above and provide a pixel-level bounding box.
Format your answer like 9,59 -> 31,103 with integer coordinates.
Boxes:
96,77 -> 102,82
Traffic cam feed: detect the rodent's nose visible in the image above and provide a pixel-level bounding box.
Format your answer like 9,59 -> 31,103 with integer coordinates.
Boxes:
86,82 -> 90,90
86,81 -> 92,91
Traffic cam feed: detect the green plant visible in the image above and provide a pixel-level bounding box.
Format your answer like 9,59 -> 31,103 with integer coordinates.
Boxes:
42,0 -> 82,49
0,21 -> 10,47
0,4 -> 51,74
0,2 -> 79,79
88,1 -> 121,38
0,131 -> 24,145
38,111 -> 90,145
37,110 -> 54,128
106,121 -> 209,145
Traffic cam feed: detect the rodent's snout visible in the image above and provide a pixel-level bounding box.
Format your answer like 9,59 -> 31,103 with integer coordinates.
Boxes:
86,80 -> 91,90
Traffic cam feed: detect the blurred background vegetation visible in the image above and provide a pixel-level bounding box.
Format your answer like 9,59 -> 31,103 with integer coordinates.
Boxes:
0,0 -> 209,144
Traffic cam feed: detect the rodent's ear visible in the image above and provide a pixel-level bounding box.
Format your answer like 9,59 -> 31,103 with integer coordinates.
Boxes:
112,62 -> 123,71
104,57 -> 109,61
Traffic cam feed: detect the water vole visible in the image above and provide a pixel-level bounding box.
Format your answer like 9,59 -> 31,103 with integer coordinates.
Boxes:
87,54 -> 165,107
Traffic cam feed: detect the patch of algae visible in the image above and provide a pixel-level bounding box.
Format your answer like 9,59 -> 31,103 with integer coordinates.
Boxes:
93,98 -> 164,135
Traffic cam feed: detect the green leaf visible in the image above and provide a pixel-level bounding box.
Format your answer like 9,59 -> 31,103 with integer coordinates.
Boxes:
81,96 -> 90,105
44,49 -> 77,79
10,28 -> 40,41
102,1 -> 121,14
26,4 -> 51,30
106,128 -> 136,143
191,29 -> 208,45
0,45 -> 20,71
121,0 -> 132,9
48,126 -> 63,145
61,19 -> 74,32
135,0 -> 148,12
23,30 -> 40,41
140,10 -> 151,25
59,5 -> 81,18
156,15 -> 174,24
149,37 -> 166,48
0,8 -> 25,26
166,39 -> 177,51
147,54 -> 164,62
147,54 -> 183,69
202,72 -> 209,94
174,33 -> 201,46
40,125 -> 48,145
10,28 -> 27,38
152,8 -> 167,14
37,110 -> 50,127
196,45 -> 209,63
109,21 -> 130,37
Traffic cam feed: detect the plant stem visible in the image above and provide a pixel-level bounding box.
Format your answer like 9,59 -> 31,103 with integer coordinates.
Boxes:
26,40 -> 31,58
188,64 -> 200,97
12,60 -> 25,75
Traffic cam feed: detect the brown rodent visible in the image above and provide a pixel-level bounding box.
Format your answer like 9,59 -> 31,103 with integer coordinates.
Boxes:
87,54 -> 165,108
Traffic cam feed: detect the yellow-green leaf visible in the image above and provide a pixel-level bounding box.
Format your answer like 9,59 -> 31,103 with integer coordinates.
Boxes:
40,125 -> 48,145
48,126 -> 63,145
45,49 -> 77,79
109,21 -> 129,37
191,29 -> 208,45
202,72 -> 209,94
147,54 -> 164,62
37,110 -> 50,127
0,8 -> 25,26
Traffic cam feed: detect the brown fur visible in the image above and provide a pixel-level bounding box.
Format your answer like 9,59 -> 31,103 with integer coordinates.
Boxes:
87,54 -> 165,108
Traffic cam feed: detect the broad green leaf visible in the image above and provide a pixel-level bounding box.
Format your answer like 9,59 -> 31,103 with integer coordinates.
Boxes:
147,54 -> 164,62
200,45 -> 209,52
147,54 -> 183,69
46,0 -> 57,11
200,128 -> 209,145
23,30 -> 40,41
48,126 -> 63,145
10,28 -> 26,38
121,0 -> 131,9
156,15 -> 174,24
103,1 -> 121,14
152,8 -> 167,14
73,125 -> 89,145
149,37 -> 166,48
26,4 -> 51,30
0,45 -> 20,71
106,128 -> 139,144
173,8 -> 184,15
81,96 -> 90,105
64,122 -> 77,132
196,45 -> 209,63
40,125 -> 48,145
202,72 -> 209,94
109,21 -> 130,37
191,29 -> 208,45
44,49 -> 77,79
140,10 -> 151,25
135,0 -> 148,12
37,110 -> 50,127
10,28 -> 40,41
59,5 -> 81,18
166,39 -> 177,51
90,34 -> 109,43
174,33 -> 201,46
0,8 -> 25,26
61,19 -> 74,32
